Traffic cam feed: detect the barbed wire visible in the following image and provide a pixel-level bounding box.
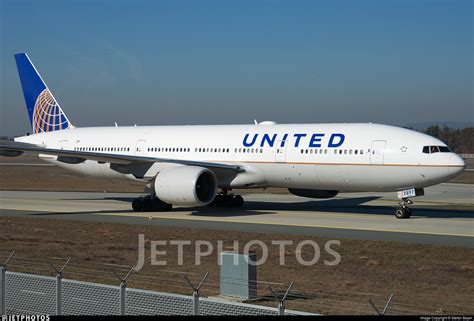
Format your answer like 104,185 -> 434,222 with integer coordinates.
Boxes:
2,250 -> 473,315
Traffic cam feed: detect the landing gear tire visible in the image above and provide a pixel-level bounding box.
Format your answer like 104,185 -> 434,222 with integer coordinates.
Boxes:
161,203 -> 173,211
142,195 -> 152,212
132,198 -> 142,212
395,207 -> 412,219
152,197 -> 172,212
395,198 -> 413,219
208,193 -> 244,208
231,195 -> 244,207
132,195 -> 173,212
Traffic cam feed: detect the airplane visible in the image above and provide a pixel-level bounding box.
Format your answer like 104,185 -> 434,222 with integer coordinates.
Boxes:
0,53 -> 466,219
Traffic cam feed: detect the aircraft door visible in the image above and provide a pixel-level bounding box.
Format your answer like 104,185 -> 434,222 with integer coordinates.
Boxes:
275,139 -> 287,163
135,140 -> 147,156
370,140 -> 386,164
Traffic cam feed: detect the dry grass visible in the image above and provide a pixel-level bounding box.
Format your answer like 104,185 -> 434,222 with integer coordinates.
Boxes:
0,216 -> 473,315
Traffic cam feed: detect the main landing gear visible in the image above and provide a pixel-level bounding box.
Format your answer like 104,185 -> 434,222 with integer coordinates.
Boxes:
132,194 -> 172,212
395,198 -> 413,219
208,191 -> 244,208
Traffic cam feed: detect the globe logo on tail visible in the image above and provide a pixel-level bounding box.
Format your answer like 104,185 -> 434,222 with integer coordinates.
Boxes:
32,89 -> 70,133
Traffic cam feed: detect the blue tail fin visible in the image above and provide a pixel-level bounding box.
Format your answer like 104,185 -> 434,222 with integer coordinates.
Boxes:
15,53 -> 73,134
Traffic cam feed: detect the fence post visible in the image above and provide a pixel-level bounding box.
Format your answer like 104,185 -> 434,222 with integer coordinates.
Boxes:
278,301 -> 285,315
120,281 -> 126,315
184,272 -> 208,316
49,257 -> 71,316
0,251 -> 15,315
193,290 -> 199,315
369,293 -> 394,316
0,265 -> 5,316
269,282 -> 294,316
56,273 -> 62,315
112,265 -> 136,316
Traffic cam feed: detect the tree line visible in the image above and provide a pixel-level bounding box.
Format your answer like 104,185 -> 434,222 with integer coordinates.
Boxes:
422,125 -> 473,154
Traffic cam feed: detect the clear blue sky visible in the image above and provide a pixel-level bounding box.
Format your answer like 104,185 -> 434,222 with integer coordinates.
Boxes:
1,0 -> 472,135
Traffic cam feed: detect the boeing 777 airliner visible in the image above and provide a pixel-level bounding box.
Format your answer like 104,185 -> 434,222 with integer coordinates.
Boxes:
0,53 -> 466,218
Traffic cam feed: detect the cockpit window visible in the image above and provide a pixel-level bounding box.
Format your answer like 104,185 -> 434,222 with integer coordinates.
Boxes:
430,146 -> 440,154
422,145 -> 451,154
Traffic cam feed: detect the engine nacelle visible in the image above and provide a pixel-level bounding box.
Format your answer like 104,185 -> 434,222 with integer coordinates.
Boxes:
288,189 -> 339,199
154,166 -> 217,206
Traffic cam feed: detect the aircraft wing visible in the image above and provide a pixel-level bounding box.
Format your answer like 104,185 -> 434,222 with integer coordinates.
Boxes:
0,140 -> 245,174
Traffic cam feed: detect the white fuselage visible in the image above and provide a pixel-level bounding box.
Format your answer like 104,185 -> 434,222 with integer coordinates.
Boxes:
16,123 -> 465,193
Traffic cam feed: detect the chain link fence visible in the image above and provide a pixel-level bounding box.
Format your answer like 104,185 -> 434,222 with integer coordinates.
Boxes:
0,251 -> 313,316
5,271 -> 313,315
1,250 -> 473,315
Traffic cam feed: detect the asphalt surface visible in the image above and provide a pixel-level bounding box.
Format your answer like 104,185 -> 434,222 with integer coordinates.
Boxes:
0,183 -> 472,247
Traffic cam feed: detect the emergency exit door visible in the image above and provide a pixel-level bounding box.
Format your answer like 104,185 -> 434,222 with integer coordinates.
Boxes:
135,140 -> 147,156
275,139 -> 287,163
370,140 -> 386,165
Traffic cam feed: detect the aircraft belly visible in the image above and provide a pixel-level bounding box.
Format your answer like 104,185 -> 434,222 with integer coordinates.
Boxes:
255,163 -> 432,192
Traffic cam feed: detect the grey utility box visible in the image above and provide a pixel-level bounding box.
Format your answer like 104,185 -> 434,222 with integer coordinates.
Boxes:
220,252 -> 257,300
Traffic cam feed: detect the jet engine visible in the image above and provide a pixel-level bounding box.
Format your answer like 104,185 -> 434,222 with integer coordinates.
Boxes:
154,166 -> 217,206
288,189 -> 339,199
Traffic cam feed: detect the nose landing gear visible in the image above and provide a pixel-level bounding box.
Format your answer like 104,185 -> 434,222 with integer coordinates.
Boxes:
132,194 -> 173,212
394,188 -> 424,219
395,198 -> 413,219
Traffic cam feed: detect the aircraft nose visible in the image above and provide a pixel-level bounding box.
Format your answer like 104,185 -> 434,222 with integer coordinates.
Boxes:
450,154 -> 466,177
